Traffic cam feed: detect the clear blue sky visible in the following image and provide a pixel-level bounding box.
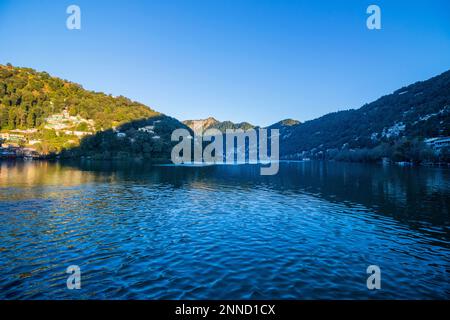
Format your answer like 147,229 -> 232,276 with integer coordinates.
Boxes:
0,0 -> 449,126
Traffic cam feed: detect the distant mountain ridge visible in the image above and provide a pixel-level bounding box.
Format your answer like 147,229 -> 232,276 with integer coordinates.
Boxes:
183,117 -> 254,133
183,117 -> 301,132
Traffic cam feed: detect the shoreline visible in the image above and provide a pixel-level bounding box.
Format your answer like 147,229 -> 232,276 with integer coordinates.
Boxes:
1,156 -> 450,169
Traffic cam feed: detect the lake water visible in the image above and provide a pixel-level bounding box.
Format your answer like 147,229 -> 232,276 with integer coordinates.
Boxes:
0,160 -> 449,299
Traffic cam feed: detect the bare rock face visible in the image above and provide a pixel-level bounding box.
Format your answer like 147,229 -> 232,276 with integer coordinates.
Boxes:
183,117 -> 219,134
183,117 -> 255,134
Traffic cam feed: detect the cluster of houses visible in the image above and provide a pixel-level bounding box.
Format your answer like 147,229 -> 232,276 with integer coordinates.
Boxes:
44,109 -> 95,136
0,145 -> 40,159
0,129 -> 42,149
0,132 -> 26,144
114,122 -> 162,140
0,109 -> 98,159
0,129 -> 42,150
0,131 -> 41,159
137,125 -> 161,139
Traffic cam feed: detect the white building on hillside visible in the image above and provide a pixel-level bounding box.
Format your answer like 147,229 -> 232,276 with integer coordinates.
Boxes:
138,126 -> 155,134
425,137 -> 450,151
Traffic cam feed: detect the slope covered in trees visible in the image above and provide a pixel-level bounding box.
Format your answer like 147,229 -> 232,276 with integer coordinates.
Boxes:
62,115 -> 190,161
0,64 -> 159,130
0,64 -> 189,159
279,69 -> 450,162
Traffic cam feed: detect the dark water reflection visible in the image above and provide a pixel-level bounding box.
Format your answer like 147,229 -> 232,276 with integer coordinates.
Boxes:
0,160 -> 449,299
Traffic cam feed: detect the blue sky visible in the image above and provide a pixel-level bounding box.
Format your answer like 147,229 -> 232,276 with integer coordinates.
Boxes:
0,0 -> 449,126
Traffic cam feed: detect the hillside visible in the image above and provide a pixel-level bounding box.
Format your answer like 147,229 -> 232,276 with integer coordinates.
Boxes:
63,115 -> 190,161
2,63 -> 449,163
0,64 -> 188,158
267,119 -> 301,141
280,70 -> 450,162
0,64 -> 160,130
267,119 -> 300,129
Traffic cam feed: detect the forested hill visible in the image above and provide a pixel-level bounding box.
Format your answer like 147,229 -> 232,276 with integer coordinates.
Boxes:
0,64 -> 189,159
280,69 -> 450,161
0,64 -> 159,130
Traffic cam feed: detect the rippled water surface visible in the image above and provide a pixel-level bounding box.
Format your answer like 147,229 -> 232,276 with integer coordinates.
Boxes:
0,160 -> 449,299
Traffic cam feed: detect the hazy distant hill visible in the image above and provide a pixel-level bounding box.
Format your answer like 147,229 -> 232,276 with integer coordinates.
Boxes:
183,117 -> 254,133
279,70 -> 450,161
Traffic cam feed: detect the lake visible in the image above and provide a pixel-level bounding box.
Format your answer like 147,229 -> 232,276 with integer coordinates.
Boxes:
0,160 -> 449,299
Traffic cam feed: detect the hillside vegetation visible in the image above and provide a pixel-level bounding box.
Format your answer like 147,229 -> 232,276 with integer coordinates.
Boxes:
0,64 -> 188,158
0,64 -> 159,131
279,70 -> 450,162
